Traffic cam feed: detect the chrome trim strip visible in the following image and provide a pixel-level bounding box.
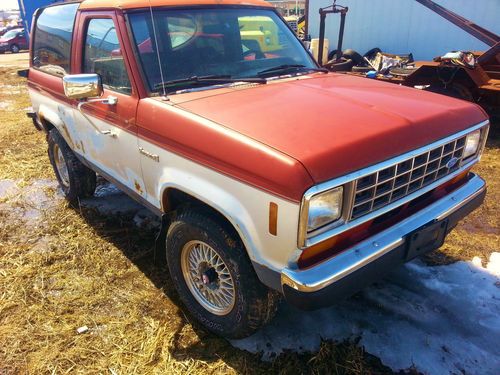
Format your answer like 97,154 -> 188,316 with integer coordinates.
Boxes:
297,120 -> 489,248
436,180 -> 486,221
284,173 -> 486,293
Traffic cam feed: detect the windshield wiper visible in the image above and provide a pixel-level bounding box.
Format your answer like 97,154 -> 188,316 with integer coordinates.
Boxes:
257,64 -> 328,76
154,75 -> 267,91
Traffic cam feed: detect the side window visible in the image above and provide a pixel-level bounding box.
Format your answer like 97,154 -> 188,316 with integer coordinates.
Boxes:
83,18 -> 131,94
32,3 -> 78,76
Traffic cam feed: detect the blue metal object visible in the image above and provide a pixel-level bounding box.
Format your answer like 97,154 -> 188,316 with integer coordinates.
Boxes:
17,0 -> 60,41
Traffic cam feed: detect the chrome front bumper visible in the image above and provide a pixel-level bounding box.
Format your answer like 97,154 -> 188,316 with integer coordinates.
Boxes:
281,173 -> 486,309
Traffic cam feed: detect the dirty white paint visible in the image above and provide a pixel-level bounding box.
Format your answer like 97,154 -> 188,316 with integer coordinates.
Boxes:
232,253 -> 500,375
307,0 -> 500,60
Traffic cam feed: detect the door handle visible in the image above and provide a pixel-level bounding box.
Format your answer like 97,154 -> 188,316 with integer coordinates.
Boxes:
77,96 -> 119,137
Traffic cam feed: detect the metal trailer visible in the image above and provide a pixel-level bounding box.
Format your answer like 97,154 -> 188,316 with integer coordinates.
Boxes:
318,0 -> 500,118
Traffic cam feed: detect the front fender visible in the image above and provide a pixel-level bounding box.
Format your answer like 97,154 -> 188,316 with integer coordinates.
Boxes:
149,159 -> 301,285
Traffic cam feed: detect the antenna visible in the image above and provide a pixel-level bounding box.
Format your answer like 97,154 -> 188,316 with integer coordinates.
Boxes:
148,0 -> 168,98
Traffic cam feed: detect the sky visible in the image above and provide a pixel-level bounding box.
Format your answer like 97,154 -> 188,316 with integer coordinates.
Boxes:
2,0 -> 19,10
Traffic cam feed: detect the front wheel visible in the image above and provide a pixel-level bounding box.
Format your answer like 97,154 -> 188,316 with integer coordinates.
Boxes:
10,44 -> 19,53
166,208 -> 279,338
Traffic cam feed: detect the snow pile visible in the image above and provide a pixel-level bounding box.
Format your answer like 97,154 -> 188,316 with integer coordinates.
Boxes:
233,254 -> 500,375
80,181 -> 144,216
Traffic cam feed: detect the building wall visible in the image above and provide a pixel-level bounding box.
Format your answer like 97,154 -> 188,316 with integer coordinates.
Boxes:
307,0 -> 500,60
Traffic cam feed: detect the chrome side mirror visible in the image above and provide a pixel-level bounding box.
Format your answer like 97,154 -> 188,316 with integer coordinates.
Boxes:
63,74 -> 103,100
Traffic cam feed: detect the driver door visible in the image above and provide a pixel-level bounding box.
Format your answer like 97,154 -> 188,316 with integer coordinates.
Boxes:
71,12 -> 146,198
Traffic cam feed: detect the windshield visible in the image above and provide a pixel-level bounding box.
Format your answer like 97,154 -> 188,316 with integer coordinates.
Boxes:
3,30 -> 21,39
128,8 -> 317,93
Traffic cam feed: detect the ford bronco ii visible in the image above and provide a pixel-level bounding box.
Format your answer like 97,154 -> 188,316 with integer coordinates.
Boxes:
26,0 -> 489,338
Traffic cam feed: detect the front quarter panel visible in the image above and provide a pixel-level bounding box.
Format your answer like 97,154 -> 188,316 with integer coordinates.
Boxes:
136,98 -> 307,277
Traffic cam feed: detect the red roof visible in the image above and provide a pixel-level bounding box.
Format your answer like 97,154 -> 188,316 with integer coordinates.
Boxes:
79,0 -> 272,10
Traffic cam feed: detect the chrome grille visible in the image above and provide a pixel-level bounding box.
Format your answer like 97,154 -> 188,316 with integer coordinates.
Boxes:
350,135 -> 467,220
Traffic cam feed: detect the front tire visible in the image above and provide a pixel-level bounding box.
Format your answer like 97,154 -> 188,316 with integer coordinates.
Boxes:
10,44 -> 19,53
47,129 -> 96,203
166,208 -> 278,339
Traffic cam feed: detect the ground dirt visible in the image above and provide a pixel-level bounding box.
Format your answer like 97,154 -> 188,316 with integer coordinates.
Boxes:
0,53 -> 498,374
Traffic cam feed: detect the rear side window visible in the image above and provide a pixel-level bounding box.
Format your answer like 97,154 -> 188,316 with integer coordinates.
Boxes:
32,3 -> 78,76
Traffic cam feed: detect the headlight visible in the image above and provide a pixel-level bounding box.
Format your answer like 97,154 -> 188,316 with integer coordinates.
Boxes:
0,42 -> 8,47
463,129 -> 481,159
307,186 -> 343,232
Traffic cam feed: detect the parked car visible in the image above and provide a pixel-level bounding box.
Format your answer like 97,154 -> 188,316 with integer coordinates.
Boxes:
0,28 -> 28,53
26,0 -> 489,339
0,24 -> 22,36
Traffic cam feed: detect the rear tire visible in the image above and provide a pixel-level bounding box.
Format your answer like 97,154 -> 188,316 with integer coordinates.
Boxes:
364,47 -> 381,59
324,57 -> 354,72
166,208 -> 279,339
342,49 -> 364,65
327,49 -> 339,61
47,128 -> 96,203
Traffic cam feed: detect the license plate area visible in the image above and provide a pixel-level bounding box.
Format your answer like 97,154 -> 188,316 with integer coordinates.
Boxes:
406,219 -> 449,260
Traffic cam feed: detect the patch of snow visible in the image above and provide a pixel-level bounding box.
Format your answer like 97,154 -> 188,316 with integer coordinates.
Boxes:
133,208 -> 160,230
18,179 -> 62,223
29,235 -> 52,254
0,179 -> 20,199
0,101 -> 12,110
0,179 -> 62,224
232,254 -> 500,375
80,181 -> 143,216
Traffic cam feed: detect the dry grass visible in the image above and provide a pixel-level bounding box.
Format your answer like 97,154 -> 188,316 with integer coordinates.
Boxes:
423,129 -> 500,265
0,63 -> 498,374
0,67 -> 51,182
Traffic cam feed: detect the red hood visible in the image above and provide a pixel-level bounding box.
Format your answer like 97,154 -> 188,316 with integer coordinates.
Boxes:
175,74 -> 487,184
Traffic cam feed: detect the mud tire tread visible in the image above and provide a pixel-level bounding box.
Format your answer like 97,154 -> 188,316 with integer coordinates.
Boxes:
166,207 -> 279,339
47,128 -> 96,203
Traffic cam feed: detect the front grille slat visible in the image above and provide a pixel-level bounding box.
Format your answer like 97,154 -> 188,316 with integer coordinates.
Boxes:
349,135 -> 467,220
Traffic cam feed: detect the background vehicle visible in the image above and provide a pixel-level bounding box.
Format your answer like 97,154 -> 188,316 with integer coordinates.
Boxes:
17,0 -> 57,41
0,28 -> 28,53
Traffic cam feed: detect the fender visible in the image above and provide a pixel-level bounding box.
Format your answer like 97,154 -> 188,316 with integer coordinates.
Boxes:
159,176 -> 264,266
32,92 -> 79,150
148,158 -> 301,283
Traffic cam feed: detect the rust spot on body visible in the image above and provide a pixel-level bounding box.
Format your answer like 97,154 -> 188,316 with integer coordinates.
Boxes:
134,180 -> 143,194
